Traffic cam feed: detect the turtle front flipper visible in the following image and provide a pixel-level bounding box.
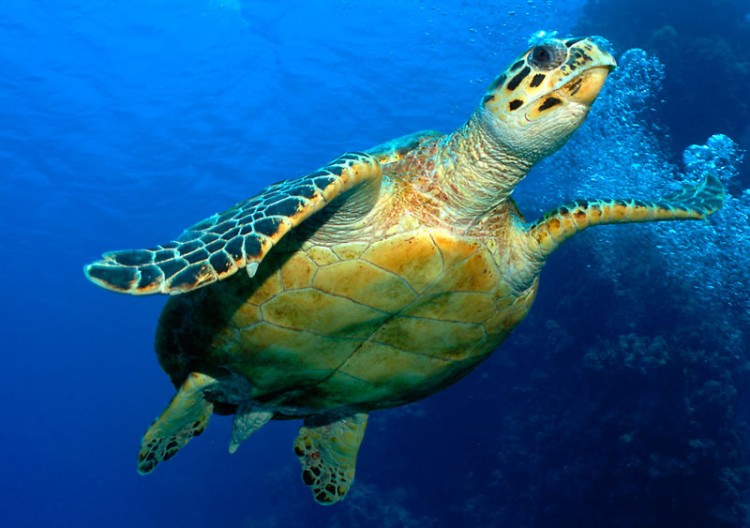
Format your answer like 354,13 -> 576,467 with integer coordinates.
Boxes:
84,152 -> 382,295
138,372 -> 217,474
527,173 -> 725,258
294,413 -> 368,505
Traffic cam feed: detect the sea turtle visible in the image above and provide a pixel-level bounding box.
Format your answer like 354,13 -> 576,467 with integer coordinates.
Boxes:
84,36 -> 724,505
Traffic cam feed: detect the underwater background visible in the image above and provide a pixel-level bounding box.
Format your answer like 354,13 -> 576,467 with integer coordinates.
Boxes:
2,0 -> 750,526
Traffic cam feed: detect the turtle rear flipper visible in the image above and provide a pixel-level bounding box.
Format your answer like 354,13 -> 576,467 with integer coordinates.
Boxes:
528,173 -> 725,257
138,372 -> 217,474
228,404 -> 273,454
84,152 -> 382,295
294,413 -> 368,505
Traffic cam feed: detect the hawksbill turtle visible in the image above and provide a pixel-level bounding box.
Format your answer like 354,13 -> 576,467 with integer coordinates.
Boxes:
84,36 -> 724,504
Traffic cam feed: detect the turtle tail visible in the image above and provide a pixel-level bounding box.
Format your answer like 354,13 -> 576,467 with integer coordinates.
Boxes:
527,173 -> 725,259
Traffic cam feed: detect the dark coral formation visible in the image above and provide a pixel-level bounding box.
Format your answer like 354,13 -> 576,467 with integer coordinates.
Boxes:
478,251 -> 750,527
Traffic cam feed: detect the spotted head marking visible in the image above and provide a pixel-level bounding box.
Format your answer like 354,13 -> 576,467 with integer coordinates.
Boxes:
478,36 -> 617,162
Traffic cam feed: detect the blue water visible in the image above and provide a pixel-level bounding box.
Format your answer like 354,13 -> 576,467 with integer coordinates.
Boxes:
3,1 -> 749,527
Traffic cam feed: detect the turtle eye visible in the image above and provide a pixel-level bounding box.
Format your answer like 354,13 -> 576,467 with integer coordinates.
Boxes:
529,43 -> 565,70
532,46 -> 553,63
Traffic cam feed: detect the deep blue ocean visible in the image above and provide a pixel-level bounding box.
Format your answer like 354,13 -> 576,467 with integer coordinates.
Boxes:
3,1 -> 750,527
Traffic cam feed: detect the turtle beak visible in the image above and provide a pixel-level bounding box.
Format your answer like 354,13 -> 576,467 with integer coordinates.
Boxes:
563,64 -> 615,106
559,46 -> 617,107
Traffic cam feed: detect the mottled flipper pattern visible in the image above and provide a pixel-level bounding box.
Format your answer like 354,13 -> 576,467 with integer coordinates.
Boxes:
528,173 -> 725,257
84,152 -> 381,295
294,413 -> 368,505
138,372 -> 217,474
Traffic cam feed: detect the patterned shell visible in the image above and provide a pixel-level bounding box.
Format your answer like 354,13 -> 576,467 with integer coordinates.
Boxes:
154,200 -> 537,414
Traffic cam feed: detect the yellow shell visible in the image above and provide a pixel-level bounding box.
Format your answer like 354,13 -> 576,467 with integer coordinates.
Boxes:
156,226 -> 538,414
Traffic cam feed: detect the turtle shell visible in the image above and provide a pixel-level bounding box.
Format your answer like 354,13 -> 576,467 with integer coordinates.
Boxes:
155,226 -> 538,414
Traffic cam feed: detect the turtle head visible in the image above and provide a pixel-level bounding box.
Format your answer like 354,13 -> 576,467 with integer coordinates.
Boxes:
478,36 -> 616,163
